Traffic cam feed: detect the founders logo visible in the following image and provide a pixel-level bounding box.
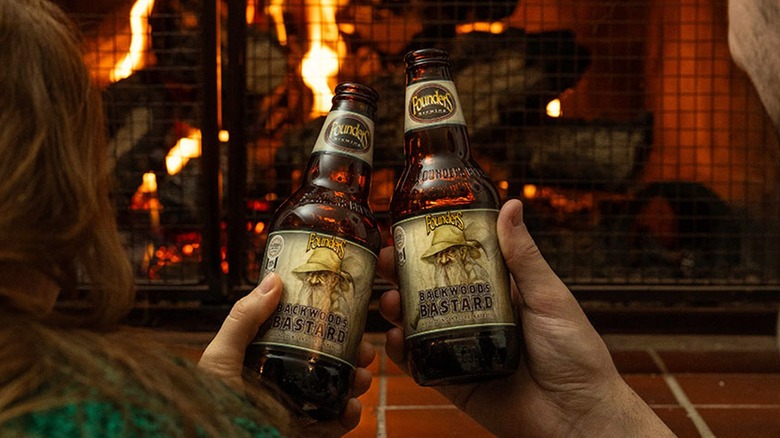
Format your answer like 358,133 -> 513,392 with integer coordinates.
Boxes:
409,84 -> 456,122
324,116 -> 371,152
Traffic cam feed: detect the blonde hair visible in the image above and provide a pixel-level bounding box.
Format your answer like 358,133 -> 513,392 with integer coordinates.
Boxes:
0,0 -> 291,435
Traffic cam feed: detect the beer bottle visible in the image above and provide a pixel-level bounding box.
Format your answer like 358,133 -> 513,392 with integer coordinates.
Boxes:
390,48 -> 520,386
244,82 -> 381,419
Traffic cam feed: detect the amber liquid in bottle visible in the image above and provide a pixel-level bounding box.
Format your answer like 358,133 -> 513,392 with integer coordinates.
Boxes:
244,83 -> 381,420
390,49 -> 520,386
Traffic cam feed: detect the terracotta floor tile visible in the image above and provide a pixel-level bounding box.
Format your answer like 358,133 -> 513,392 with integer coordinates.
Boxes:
623,374 -> 678,405
675,374 -> 780,405
658,350 -> 780,373
698,408 -> 780,438
611,350 -> 661,373
385,375 -> 452,406
385,408 -> 494,438
652,407 -> 701,437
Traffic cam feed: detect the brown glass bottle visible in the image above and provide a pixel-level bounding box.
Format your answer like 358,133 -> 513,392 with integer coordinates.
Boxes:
390,48 -> 520,386
244,83 -> 381,420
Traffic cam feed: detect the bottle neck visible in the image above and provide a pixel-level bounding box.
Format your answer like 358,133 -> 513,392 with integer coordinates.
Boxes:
303,103 -> 375,197
404,70 -> 470,161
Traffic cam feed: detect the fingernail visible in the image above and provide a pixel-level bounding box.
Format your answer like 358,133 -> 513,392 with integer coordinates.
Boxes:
256,272 -> 277,294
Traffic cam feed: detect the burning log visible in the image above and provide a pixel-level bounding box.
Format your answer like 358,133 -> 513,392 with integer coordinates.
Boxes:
450,29 -> 591,130
104,72 -> 176,216
100,0 -> 211,227
272,28 -> 592,198
413,0 -> 518,43
472,112 -> 654,192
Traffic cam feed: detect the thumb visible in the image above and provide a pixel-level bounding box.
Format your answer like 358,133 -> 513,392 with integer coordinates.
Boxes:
199,272 -> 283,387
497,199 -> 582,318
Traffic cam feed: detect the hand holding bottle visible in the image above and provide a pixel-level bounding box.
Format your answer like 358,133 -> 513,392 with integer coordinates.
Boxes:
378,199 -> 675,437
200,273 -> 376,436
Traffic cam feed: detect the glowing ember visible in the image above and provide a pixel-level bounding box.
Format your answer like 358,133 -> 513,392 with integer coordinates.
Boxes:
456,22 -> 507,34
523,184 -> 538,199
110,0 -> 155,82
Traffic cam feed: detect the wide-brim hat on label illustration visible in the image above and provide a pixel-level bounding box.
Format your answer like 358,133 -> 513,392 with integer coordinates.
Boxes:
421,224 -> 482,261
293,247 -> 353,283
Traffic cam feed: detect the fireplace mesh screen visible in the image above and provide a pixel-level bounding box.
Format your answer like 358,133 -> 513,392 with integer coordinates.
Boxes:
66,0 -> 780,296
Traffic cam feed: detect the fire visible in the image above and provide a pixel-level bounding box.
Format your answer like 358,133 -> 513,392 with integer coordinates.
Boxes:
140,171 -> 158,194
266,0 -> 287,46
131,171 -> 162,236
166,130 -> 202,176
300,0 -> 345,118
546,98 -> 562,118
110,0 -> 155,82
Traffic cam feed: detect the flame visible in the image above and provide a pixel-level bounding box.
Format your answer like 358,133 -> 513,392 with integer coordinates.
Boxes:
110,0 -> 155,82
132,171 -> 162,235
141,171 -> 158,193
546,98 -> 562,118
301,0 -> 344,118
247,0 -> 257,25
266,0 -> 287,46
166,130 -> 202,175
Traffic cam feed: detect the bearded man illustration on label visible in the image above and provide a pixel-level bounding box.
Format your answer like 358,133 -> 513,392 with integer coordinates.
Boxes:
421,225 -> 490,286
292,247 -> 354,317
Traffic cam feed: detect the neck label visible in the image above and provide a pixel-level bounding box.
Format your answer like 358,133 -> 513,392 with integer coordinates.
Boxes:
312,110 -> 374,165
405,80 -> 466,132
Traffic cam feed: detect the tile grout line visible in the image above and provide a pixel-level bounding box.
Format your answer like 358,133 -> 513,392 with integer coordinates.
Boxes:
376,347 -> 388,438
648,349 -> 715,438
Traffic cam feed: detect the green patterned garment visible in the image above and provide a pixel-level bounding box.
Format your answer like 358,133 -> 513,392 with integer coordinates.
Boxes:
6,400 -> 282,438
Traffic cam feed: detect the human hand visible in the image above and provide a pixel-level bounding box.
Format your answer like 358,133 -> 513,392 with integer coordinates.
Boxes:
378,199 -> 674,437
199,273 -> 375,436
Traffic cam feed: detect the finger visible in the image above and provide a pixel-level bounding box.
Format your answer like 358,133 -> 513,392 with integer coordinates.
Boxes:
376,246 -> 398,284
384,326 -> 409,374
198,273 -> 282,383
338,397 -> 362,432
305,398 -> 362,437
356,340 -> 375,368
497,200 -> 582,318
352,367 -> 372,398
378,288 -> 403,327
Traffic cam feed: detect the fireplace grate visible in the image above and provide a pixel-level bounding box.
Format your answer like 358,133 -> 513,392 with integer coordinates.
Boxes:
64,0 -> 780,307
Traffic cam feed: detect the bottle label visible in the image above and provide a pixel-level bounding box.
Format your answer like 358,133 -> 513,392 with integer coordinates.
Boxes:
312,109 -> 374,166
404,80 -> 467,133
392,209 -> 516,339
252,230 -> 377,367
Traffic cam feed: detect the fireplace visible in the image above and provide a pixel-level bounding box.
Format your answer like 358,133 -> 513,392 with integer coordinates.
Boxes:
62,0 -> 780,332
